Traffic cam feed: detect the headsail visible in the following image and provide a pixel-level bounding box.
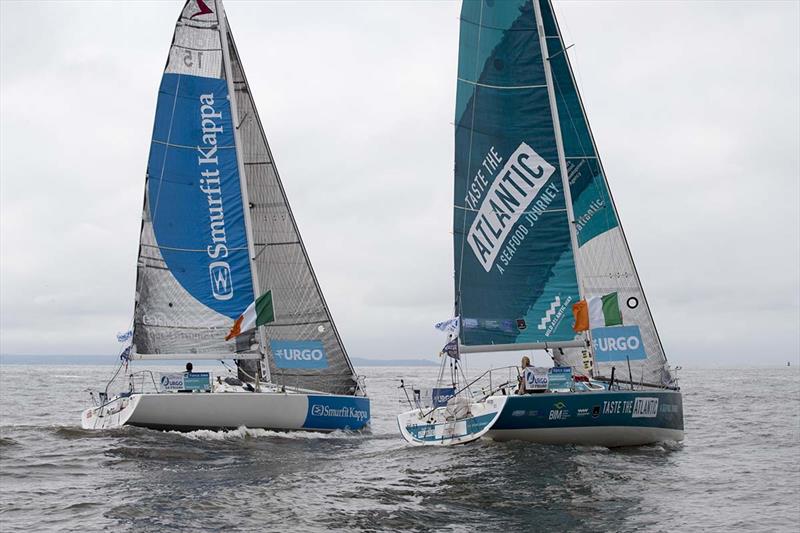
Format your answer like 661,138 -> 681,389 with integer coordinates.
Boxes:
454,0 -> 582,351
537,0 -> 673,385
222,11 -> 358,395
133,0 -> 256,359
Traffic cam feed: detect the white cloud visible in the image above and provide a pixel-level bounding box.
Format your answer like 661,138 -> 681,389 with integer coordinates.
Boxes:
1,1 -> 797,366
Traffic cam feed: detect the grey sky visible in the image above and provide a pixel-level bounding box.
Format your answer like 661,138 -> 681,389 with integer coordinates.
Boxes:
1,1 -> 798,366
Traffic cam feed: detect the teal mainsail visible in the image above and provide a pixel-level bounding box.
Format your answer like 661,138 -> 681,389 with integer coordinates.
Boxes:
453,0 -> 672,386
454,0 -> 581,348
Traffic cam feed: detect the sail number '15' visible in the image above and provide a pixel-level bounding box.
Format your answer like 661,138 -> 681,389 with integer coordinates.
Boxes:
184,50 -> 204,69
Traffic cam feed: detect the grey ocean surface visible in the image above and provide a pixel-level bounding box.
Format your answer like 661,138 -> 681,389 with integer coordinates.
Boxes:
0,365 -> 798,532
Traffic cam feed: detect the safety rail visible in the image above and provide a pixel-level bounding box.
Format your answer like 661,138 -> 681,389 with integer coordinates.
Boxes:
399,365 -> 522,414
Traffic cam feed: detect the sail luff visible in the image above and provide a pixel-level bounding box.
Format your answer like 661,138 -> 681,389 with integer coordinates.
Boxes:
542,0 -> 668,363
532,0 -> 585,303
216,0 -> 270,379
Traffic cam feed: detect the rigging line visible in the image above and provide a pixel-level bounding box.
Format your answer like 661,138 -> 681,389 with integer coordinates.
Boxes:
454,204 -> 567,214
548,14 -> 666,373
553,65 -> 628,304
457,78 -> 547,90
169,43 -> 222,53
150,74 -> 182,235
141,243 -> 249,252
456,0 -> 485,315
151,139 -> 236,150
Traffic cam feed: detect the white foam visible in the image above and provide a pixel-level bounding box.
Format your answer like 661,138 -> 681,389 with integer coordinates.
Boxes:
172,426 -> 363,441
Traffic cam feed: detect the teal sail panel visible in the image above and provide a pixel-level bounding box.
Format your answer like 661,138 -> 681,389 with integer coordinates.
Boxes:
454,0 -> 580,348
537,0 -> 617,246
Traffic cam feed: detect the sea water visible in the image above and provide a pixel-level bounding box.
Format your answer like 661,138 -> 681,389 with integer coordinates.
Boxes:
0,365 -> 797,532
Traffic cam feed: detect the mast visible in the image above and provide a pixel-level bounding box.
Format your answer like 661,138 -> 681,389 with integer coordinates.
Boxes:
532,0 -> 584,304
542,0 -> 669,363
531,0 -> 592,367
217,0 -> 270,381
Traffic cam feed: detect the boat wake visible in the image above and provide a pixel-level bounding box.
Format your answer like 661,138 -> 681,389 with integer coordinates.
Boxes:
171,426 -> 366,442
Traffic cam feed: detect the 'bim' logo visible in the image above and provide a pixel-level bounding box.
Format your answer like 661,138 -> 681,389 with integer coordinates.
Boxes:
209,261 -> 233,300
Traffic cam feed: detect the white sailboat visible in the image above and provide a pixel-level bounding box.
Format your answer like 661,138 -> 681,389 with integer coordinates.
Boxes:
82,0 -> 369,432
397,0 -> 683,447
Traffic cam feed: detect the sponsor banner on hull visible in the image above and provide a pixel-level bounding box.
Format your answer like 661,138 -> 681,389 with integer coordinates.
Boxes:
548,367 -> 573,391
270,340 -> 329,369
158,372 -> 211,392
591,325 -> 647,362
303,396 -> 370,430
492,392 -> 683,431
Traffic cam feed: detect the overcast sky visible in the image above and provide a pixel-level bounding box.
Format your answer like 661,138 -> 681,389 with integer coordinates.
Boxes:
1,1 -> 798,367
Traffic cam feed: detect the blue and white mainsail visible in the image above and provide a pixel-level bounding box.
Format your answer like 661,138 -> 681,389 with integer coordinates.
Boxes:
134,1 -> 255,358
454,0 -> 582,350
132,0 -> 359,394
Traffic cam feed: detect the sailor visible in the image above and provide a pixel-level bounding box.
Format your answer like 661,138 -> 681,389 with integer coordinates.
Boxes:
185,362 -> 193,373
517,356 -> 534,394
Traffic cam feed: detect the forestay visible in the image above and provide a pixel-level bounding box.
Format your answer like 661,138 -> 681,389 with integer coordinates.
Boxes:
536,0 -> 674,386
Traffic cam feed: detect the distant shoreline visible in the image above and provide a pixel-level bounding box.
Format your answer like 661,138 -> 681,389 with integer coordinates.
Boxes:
0,354 -> 439,367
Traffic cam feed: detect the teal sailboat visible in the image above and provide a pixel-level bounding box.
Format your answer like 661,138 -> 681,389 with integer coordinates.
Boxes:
397,0 -> 683,446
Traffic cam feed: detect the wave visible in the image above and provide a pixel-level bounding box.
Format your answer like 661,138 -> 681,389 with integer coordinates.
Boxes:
0,436 -> 18,447
172,426 -> 367,442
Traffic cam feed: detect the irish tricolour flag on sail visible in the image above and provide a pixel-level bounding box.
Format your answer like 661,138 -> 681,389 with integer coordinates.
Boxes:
572,292 -> 622,332
225,291 -> 275,341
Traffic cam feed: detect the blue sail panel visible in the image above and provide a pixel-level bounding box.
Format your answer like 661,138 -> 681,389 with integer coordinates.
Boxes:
146,73 -> 254,319
454,0 -> 580,347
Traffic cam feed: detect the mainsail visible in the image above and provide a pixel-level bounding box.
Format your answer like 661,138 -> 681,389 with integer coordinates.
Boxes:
133,0 -> 358,394
453,0 -> 673,386
454,0 -> 582,351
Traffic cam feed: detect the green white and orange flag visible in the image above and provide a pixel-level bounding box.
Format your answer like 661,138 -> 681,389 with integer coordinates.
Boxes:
572,292 -> 622,332
225,290 -> 275,341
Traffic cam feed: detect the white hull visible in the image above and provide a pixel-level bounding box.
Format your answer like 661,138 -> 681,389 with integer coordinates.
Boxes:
397,396 -> 507,446
81,391 -> 369,432
487,426 -> 684,447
